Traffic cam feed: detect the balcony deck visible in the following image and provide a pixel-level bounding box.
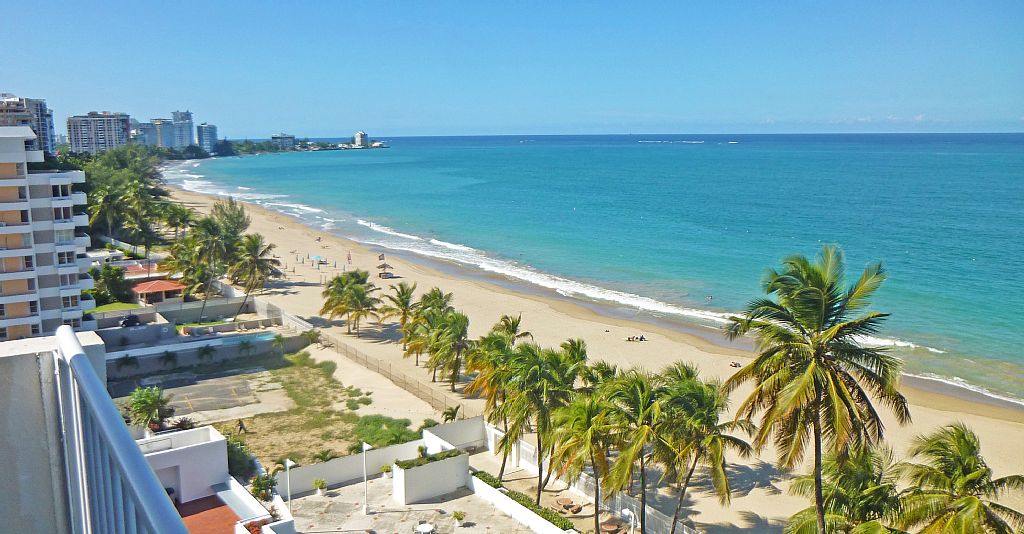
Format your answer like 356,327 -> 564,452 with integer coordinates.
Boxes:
177,496 -> 240,534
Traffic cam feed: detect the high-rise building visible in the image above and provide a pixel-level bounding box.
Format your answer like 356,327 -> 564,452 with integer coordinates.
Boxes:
271,133 -> 295,150
196,123 -> 217,154
66,111 -> 130,154
171,110 -> 194,148
0,94 -> 56,155
134,118 -> 176,148
354,130 -> 369,147
0,126 -> 95,339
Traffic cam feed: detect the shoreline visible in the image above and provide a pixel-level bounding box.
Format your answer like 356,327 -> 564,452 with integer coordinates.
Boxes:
165,182 -> 1024,527
162,164 -> 1024,420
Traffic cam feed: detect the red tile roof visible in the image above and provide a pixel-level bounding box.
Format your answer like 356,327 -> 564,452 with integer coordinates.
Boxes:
177,496 -> 240,534
133,279 -> 186,294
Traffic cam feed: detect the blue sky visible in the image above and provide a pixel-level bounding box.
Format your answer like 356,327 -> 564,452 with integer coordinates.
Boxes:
3,1 -> 1022,137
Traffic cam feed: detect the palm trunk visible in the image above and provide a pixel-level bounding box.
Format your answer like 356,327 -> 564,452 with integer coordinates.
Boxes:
450,355 -> 460,392
498,416 -> 510,480
233,281 -> 252,322
813,412 -> 826,534
535,432 -> 544,506
198,269 -> 215,321
639,454 -> 647,534
670,455 -> 700,534
591,450 -> 601,534
541,453 -> 556,489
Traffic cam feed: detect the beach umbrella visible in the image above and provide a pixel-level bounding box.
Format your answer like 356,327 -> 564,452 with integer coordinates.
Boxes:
378,253 -> 386,261
377,262 -> 393,271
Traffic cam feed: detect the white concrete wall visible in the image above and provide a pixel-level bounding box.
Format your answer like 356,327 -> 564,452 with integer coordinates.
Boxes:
392,452 -> 469,505
422,415 -> 487,453
143,427 -> 228,503
276,440 -> 425,494
468,475 -> 574,534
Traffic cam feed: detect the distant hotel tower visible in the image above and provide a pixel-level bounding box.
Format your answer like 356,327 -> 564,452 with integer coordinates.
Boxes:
0,93 -> 57,155
196,123 -> 217,154
354,130 -> 369,147
0,126 -> 96,338
171,110 -> 195,148
67,111 -> 131,154
271,133 -> 296,150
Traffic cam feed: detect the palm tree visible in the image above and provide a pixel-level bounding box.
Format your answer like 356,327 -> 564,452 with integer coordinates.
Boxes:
272,334 -> 285,354
320,270 -> 377,334
427,310 -> 472,391
419,287 -> 454,314
87,183 -> 123,237
345,284 -> 381,337
442,406 -> 461,423
656,369 -> 753,534
197,345 -> 216,362
378,282 -> 419,349
300,329 -> 322,348
551,393 -> 613,534
494,314 -> 533,345
163,203 -> 194,240
497,343 -> 585,505
194,217 -> 228,321
604,370 -> 664,534
228,233 -> 280,320
126,386 -> 175,430
786,445 -> 904,534
897,423 -> 1024,533
466,324 -> 519,479
723,245 -> 911,534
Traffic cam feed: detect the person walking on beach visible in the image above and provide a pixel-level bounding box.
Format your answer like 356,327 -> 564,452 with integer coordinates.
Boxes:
237,419 -> 247,433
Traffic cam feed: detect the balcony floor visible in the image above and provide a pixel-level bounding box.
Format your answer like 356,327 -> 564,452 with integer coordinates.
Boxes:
177,496 -> 239,534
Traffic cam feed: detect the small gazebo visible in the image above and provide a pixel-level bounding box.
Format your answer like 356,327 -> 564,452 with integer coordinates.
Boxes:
377,262 -> 394,278
133,279 -> 186,305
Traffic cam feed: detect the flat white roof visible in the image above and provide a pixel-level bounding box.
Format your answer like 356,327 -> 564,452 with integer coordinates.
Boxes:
0,126 -> 37,140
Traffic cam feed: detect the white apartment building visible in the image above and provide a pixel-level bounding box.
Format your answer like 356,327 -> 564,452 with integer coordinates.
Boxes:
354,130 -> 368,147
67,111 -> 131,154
0,126 -> 95,340
196,122 -> 217,153
172,110 -> 194,148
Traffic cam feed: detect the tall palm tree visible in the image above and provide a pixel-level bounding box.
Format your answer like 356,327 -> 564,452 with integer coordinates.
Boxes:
466,324 -> 519,479
163,203 -> 194,240
494,313 -> 533,345
87,183 -> 123,237
723,245 -> 910,534
604,370 -> 665,534
419,286 -> 454,314
378,282 -> 419,349
786,445 -> 904,534
320,270 -> 376,334
194,217 -> 227,321
656,370 -> 753,534
228,233 -> 280,321
345,284 -> 381,337
551,393 -> 614,534
497,343 -> 585,505
897,423 -> 1024,533
427,310 -> 472,391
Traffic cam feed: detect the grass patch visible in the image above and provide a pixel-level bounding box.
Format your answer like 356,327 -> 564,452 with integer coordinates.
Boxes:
214,351 -> 417,467
93,301 -> 143,313
395,449 -> 464,470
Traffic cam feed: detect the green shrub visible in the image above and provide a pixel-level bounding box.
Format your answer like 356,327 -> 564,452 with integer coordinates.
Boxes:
418,418 -> 440,430
346,399 -> 360,411
395,449 -> 463,470
312,478 -> 327,490
227,436 -> 256,479
504,489 -> 574,530
453,511 -> 466,522
250,474 -> 276,501
473,471 -> 502,489
353,415 -> 418,448
357,396 -> 372,405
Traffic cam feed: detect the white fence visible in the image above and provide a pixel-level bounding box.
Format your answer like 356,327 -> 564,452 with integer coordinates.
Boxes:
393,452 -> 469,505
469,476 -> 575,534
274,440 -> 425,495
423,416 -> 488,453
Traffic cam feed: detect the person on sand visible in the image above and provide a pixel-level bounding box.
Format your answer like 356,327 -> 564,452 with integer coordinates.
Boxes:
237,419 -> 247,433
639,335 -> 646,341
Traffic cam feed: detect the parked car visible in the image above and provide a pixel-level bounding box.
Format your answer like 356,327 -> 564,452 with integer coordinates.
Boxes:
120,315 -> 141,327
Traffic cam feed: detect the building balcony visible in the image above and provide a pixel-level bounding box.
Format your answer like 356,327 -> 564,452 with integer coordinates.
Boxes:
0,199 -> 30,211
80,294 -> 96,311
78,273 -> 95,291
71,191 -> 87,205
27,169 -> 86,184
0,266 -> 35,281
75,233 -> 91,248
0,312 -> 40,328
0,291 -> 38,305
76,254 -> 92,270
72,213 -> 88,227
0,242 -> 33,258
62,308 -> 84,320
0,221 -> 32,235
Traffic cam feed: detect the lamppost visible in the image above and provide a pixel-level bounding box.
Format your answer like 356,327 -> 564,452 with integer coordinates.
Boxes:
285,458 -> 296,515
362,442 -> 373,515
621,507 -> 636,534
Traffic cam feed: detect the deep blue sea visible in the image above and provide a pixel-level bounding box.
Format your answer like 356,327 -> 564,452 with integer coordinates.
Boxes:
165,134 -> 1024,404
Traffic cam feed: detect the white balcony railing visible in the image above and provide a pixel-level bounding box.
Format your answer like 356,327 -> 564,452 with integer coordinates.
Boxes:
54,326 -> 189,534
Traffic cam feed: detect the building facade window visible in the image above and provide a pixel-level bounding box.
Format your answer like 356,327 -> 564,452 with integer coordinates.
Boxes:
61,295 -> 78,309
30,324 -> 40,335
29,300 -> 38,314
63,318 -> 81,328
59,273 -> 77,287
53,206 -> 72,221
57,251 -> 74,265
0,327 -> 7,340
55,229 -> 75,244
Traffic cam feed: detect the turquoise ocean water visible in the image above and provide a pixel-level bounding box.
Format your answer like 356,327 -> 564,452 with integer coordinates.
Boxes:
164,134 -> 1024,405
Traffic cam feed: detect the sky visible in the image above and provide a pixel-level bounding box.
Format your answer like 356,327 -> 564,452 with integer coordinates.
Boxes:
2,1 -> 1022,138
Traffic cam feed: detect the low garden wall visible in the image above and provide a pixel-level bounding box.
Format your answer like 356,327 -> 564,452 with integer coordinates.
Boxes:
393,450 -> 469,505
468,475 -> 576,534
156,297 -> 251,324
275,440 -> 425,496
422,415 -> 488,453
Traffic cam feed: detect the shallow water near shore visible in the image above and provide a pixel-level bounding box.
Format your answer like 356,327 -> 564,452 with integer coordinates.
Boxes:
164,133 -> 1024,406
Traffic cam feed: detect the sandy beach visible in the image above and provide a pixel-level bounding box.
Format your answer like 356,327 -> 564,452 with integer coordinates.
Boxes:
168,183 -> 1024,531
